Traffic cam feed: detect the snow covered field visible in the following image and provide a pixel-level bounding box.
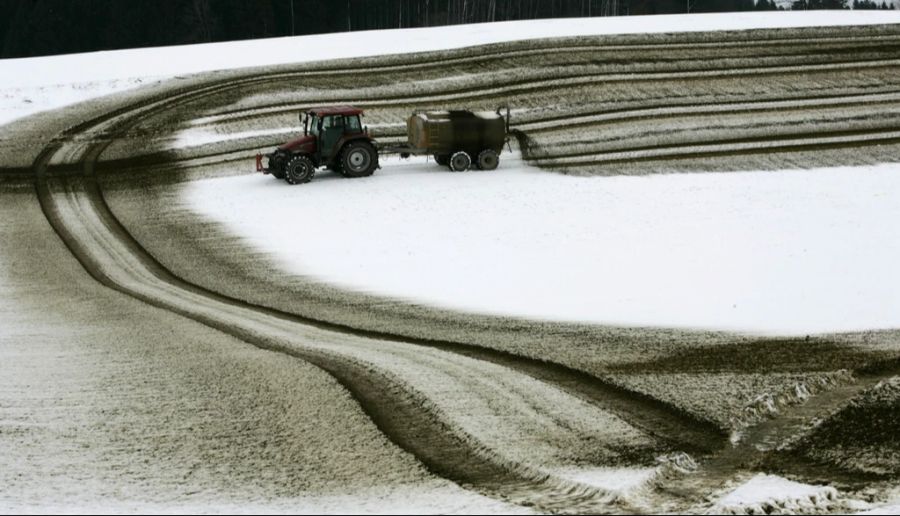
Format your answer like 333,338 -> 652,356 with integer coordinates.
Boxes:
0,76 -> 169,128
184,154 -> 900,335
4,11 -> 900,126
4,9 -> 900,514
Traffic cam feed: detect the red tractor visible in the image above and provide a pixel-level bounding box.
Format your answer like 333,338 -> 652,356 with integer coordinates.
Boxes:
256,106 -> 378,184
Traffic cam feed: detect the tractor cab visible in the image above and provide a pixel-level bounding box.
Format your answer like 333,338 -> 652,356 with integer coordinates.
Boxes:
301,107 -> 366,163
257,105 -> 378,184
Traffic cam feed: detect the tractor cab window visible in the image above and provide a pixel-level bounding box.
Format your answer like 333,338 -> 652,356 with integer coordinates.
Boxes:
308,115 -> 320,137
345,115 -> 361,132
322,115 -> 344,130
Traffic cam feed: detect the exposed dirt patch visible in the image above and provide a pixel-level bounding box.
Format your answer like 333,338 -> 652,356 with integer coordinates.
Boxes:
780,376 -> 900,480
609,338 -> 890,374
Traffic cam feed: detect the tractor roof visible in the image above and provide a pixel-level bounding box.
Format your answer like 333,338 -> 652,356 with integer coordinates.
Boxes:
306,105 -> 364,117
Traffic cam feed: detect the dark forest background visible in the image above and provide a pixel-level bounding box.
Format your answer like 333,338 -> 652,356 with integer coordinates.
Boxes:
1,0 -> 895,59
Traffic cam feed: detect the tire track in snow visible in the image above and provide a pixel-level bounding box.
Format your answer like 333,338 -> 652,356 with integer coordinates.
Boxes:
188,57 -> 900,128
515,89 -> 900,133
527,125 -> 900,169
190,31 -> 900,85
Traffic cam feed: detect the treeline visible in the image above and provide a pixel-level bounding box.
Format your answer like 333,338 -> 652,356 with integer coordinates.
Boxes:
790,0 -> 893,8
0,0 -> 895,59
852,0 -> 894,7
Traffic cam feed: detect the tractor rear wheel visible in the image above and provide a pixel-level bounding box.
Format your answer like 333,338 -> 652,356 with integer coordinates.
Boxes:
434,154 -> 449,166
477,149 -> 500,171
341,141 -> 378,178
448,151 -> 471,172
284,155 -> 315,185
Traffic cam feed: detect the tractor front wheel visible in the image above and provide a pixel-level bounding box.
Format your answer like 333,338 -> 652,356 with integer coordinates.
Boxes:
269,150 -> 289,179
284,155 -> 315,185
341,141 -> 378,178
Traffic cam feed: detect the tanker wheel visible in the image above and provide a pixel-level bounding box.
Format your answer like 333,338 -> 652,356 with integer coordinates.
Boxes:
448,151 -> 471,172
476,149 -> 500,171
434,154 -> 449,166
341,141 -> 378,178
284,155 -> 315,185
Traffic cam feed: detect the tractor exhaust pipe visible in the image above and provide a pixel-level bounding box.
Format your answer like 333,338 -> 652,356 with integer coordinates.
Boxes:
496,105 -> 511,134
498,105 -> 513,153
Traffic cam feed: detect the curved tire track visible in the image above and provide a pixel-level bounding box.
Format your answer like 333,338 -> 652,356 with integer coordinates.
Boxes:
527,125 -> 900,169
189,57 -> 900,128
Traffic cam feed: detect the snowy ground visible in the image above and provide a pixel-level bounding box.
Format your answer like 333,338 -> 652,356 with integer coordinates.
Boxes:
859,505 -> 900,515
183,154 -> 900,335
4,11 -> 900,126
711,474 -> 839,514
0,76 -> 169,127
857,487 -> 900,515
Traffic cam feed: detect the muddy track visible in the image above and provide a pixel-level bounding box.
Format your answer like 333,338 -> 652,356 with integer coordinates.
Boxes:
640,368 -> 900,513
527,125 -> 900,169
189,58 -> 900,128
193,31 -> 900,83
516,89 -> 900,132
